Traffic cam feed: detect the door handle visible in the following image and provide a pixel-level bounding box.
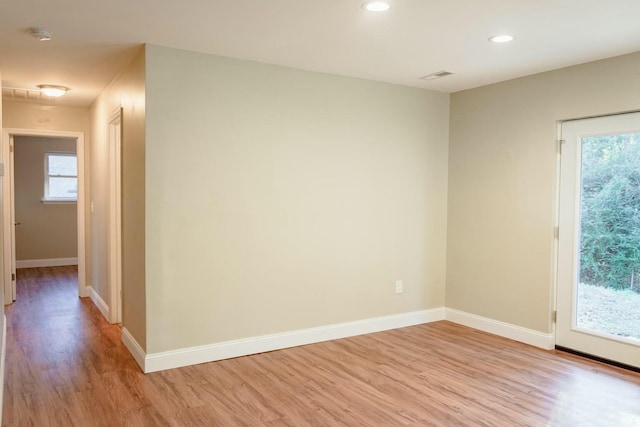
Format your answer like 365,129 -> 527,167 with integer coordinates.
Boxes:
14,222 -> 21,226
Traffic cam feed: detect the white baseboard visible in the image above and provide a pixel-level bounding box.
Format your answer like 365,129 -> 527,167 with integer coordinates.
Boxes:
16,257 -> 78,269
87,286 -> 110,322
445,308 -> 554,350
144,308 -> 445,373
122,327 -> 146,371
121,307 -> 555,374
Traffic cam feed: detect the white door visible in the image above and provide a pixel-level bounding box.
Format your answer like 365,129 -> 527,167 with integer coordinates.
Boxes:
557,112 -> 640,368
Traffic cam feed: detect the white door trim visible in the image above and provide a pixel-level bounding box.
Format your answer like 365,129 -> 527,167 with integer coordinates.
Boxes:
1,128 -> 87,300
556,113 -> 640,368
108,109 -> 123,323
8,136 -> 15,301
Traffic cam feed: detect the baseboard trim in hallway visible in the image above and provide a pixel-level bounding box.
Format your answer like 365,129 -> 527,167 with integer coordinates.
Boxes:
15,257 -> 78,269
87,286 -> 110,321
122,327 -> 146,371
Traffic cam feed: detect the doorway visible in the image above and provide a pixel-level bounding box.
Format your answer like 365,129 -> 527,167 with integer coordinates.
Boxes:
2,129 -> 86,302
556,112 -> 640,369
13,136 -> 78,273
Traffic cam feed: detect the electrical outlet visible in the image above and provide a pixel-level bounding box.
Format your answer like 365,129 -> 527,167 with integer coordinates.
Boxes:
395,280 -> 403,294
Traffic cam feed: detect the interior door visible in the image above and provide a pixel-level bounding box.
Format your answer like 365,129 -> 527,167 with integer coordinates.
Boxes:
557,112 -> 640,368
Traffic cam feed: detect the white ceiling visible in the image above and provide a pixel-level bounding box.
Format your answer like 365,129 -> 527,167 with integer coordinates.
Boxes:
2,0 -> 640,107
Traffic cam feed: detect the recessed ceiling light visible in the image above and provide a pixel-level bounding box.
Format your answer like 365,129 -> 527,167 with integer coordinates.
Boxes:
489,34 -> 515,43
38,85 -> 69,97
362,1 -> 391,12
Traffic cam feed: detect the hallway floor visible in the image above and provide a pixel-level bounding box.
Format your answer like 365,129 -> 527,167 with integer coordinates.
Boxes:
2,266 -> 142,425
3,266 -> 640,426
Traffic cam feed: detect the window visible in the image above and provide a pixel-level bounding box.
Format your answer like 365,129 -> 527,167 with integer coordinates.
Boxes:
44,152 -> 78,202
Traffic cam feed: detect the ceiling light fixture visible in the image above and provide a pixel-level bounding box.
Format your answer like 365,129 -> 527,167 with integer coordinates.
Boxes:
29,27 -> 53,41
38,85 -> 69,97
489,34 -> 515,43
362,1 -> 391,12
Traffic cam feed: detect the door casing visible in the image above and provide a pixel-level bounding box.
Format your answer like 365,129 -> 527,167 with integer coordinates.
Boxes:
108,109 -> 123,323
1,128 -> 86,301
555,112 -> 640,368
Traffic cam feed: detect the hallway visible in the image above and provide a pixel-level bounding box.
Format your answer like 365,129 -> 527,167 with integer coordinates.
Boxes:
2,266 -> 142,425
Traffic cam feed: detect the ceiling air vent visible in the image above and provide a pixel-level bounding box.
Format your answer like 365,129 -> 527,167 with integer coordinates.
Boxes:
419,70 -> 455,81
2,87 -> 46,101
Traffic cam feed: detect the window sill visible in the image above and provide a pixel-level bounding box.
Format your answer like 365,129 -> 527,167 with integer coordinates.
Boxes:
41,199 -> 77,205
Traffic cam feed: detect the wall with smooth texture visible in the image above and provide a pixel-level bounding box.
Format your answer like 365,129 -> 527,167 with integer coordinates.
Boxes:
447,51 -> 640,333
144,45 -> 450,353
90,47 -> 146,347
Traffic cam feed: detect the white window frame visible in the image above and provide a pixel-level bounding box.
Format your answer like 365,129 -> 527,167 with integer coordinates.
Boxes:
43,151 -> 78,203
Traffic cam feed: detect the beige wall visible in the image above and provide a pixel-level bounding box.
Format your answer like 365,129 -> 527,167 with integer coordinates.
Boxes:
90,47 -> 146,348
14,136 -> 77,260
3,101 -> 91,134
145,45 -> 450,353
447,51 -> 640,333
3,101 -> 91,286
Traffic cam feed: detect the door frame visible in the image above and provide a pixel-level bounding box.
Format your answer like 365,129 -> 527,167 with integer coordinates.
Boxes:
1,128 -> 86,301
554,111 -> 640,368
108,109 -> 122,323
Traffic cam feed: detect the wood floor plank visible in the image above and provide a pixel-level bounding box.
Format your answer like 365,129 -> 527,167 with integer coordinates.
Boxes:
3,266 -> 640,426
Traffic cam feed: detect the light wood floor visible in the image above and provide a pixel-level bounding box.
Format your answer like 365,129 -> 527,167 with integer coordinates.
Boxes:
3,266 -> 640,426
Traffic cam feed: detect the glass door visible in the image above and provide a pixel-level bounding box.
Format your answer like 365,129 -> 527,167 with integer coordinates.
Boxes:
557,112 -> 640,368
